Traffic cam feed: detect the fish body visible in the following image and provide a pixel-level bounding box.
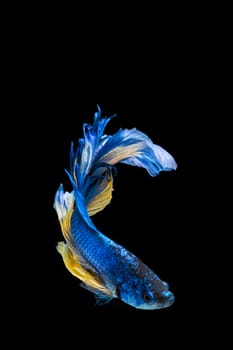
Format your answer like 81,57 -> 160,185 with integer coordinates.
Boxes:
54,106 -> 177,310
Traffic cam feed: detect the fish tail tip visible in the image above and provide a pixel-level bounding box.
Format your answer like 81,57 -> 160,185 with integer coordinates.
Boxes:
56,241 -> 66,254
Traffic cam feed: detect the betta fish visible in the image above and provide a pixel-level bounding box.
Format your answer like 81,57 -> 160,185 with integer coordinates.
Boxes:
54,105 -> 177,310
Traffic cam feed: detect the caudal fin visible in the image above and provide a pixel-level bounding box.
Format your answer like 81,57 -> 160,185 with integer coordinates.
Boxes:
67,105 -> 177,217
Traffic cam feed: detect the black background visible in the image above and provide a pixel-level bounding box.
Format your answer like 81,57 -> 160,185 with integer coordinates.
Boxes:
5,6 -> 213,347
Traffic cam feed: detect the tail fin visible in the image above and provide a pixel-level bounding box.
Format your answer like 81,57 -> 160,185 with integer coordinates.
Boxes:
66,105 -> 177,217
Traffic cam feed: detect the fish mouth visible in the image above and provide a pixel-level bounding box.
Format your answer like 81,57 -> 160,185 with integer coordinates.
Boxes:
159,290 -> 175,308
152,291 -> 175,310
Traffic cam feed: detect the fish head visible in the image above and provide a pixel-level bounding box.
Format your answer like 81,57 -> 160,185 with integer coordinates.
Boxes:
138,280 -> 175,310
117,266 -> 175,310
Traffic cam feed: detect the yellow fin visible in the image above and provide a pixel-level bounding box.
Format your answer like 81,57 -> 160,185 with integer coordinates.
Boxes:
99,143 -> 143,165
57,242 -> 112,296
54,190 -> 77,248
87,174 -> 113,216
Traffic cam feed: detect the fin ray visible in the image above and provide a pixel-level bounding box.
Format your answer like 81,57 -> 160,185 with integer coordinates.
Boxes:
53,185 -> 76,246
97,128 -> 177,176
57,242 -> 112,297
86,173 -> 113,216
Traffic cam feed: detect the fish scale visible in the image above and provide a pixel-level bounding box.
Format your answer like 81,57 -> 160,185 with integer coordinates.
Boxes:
70,207 -> 127,284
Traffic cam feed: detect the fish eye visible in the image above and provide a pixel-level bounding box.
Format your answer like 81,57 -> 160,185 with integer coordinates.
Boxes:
143,291 -> 154,303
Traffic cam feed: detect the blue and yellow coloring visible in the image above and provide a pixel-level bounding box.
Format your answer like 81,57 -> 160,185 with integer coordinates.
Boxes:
54,106 -> 177,310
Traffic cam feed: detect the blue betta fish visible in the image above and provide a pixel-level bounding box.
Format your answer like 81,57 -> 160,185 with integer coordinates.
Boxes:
54,106 -> 177,310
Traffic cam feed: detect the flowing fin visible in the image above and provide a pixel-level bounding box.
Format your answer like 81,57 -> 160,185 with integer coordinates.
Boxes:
96,128 -> 177,176
55,106 -> 177,227
68,107 -> 177,219
72,105 -> 116,188
53,184 -> 76,246
86,171 -> 113,216
57,242 -> 112,298
65,170 -> 99,230
80,282 -> 114,305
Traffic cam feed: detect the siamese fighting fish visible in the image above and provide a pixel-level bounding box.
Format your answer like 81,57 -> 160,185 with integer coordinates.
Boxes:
54,106 -> 177,310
